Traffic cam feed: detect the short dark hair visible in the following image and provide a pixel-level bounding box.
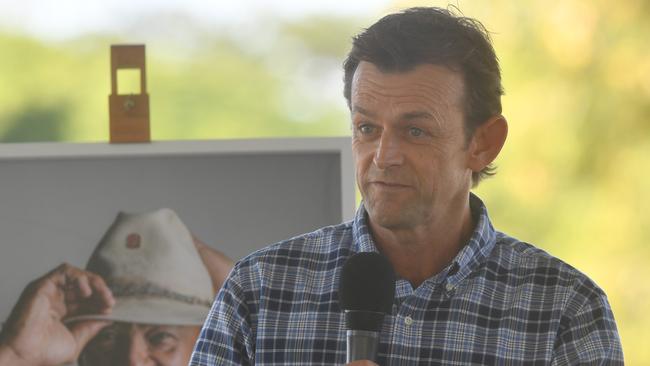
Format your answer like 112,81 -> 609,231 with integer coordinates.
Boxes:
343,7 -> 504,186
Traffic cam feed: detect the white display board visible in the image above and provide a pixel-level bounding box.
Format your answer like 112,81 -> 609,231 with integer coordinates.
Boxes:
0,137 -> 355,322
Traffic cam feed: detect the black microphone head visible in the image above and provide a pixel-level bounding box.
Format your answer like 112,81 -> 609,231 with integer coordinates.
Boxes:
339,252 -> 396,314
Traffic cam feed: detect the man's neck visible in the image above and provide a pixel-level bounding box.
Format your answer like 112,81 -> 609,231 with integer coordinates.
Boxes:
369,199 -> 475,289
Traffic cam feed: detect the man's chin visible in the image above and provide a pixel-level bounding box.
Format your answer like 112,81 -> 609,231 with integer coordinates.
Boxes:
366,205 -> 412,230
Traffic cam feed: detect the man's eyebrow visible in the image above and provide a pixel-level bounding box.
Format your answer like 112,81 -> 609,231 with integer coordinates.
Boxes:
351,105 -> 376,117
400,111 -> 434,120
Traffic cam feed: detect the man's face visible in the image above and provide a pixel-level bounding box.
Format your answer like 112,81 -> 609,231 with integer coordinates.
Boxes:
351,62 -> 472,230
79,322 -> 200,366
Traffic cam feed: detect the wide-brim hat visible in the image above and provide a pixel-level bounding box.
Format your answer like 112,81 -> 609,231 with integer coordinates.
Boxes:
66,208 -> 214,326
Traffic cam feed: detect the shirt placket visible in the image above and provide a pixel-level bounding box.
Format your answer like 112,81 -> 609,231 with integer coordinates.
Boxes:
384,280 -> 439,365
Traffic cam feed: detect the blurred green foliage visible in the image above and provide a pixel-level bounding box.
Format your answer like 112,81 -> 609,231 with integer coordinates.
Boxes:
1,0 -> 648,363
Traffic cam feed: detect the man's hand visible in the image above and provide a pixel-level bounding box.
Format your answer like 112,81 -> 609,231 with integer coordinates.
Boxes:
193,236 -> 235,293
346,361 -> 379,366
0,263 -> 115,366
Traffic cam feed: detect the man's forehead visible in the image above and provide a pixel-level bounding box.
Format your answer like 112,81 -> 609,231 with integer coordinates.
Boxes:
106,321 -> 198,332
351,61 -> 465,109
353,61 -> 462,90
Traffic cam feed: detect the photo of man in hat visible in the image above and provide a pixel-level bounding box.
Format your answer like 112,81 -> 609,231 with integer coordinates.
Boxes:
0,208 -> 233,366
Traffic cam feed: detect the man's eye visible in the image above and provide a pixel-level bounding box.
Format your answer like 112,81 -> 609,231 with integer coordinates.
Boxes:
409,127 -> 424,137
147,331 -> 177,349
358,124 -> 375,134
94,327 -> 119,347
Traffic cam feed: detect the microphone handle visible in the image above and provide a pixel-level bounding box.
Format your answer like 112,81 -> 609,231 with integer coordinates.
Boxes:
346,329 -> 379,362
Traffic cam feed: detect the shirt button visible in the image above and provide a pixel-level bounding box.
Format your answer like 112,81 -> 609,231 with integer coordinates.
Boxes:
404,316 -> 413,326
445,283 -> 455,292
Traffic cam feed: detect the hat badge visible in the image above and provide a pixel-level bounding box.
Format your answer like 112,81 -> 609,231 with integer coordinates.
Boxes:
126,233 -> 141,249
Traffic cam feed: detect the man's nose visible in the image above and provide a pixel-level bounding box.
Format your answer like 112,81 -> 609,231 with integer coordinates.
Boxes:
127,334 -> 154,366
373,130 -> 404,169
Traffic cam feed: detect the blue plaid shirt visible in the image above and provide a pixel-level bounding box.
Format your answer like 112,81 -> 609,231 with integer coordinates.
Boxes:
190,194 -> 623,365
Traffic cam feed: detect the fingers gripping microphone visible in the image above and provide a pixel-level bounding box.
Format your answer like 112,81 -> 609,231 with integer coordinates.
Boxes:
339,252 -> 396,363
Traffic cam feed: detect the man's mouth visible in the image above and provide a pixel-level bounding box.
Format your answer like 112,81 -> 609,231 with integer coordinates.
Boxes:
369,181 -> 410,188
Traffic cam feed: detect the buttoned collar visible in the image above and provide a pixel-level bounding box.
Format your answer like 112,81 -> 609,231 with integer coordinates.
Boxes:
352,193 -> 497,291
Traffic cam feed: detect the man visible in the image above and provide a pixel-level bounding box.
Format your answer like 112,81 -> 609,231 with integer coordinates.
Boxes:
0,208 -> 234,366
190,7 -> 623,365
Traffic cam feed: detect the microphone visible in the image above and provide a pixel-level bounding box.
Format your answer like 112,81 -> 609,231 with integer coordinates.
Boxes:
339,252 -> 396,363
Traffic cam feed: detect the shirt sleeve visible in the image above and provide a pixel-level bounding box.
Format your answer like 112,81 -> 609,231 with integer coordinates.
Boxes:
189,265 -> 255,366
552,279 -> 624,365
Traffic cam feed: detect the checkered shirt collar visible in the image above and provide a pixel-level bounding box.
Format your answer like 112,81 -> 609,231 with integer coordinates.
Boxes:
351,193 -> 497,288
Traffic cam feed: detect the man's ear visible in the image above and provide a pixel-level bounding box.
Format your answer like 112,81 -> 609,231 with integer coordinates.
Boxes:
467,115 -> 508,173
